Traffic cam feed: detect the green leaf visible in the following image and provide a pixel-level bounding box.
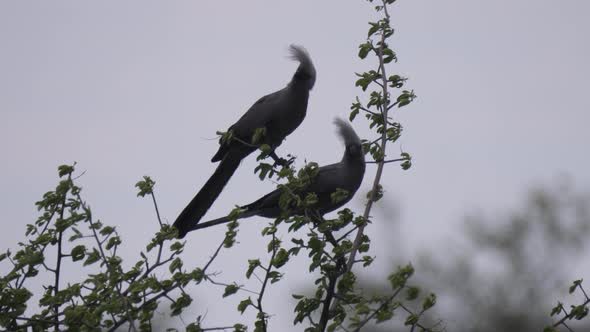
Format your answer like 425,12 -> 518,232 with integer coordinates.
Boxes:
70,245 -> 86,262
170,293 -> 192,316
246,259 -> 260,279
83,248 -> 101,266
238,297 -> 252,314
388,74 -> 406,88
358,42 -> 372,59
169,257 -> 183,273
572,304 -> 589,320
68,227 -> 83,242
375,307 -> 394,323
254,163 -> 274,181
170,241 -> 184,253
218,129 -> 234,146
397,90 -> 416,108
366,184 -> 383,202
191,268 -> 204,283
251,127 -> 267,145
135,176 -> 155,197
330,188 -> 349,204
362,255 -> 374,267
350,100 -> 361,121
233,324 -> 247,332
303,192 -> 318,207
406,286 -> 420,301
99,226 -> 115,236
569,279 -> 583,294
259,144 -> 271,154
401,159 -> 412,170
382,47 -> 397,63
389,264 -> 415,289
223,283 -> 240,297
272,248 -> 289,268
105,236 -> 121,250
337,272 -> 356,294
58,164 -> 75,177
368,22 -> 380,37
404,313 -> 418,326
186,323 -> 201,332
550,302 -> 563,316
422,293 -> 437,310
349,109 -> 359,122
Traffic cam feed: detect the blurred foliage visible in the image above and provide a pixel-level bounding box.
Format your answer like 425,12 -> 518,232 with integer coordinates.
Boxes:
433,184 -> 590,331
358,183 -> 590,331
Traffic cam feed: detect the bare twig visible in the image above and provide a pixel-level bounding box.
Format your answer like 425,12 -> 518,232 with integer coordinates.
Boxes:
203,238 -> 225,273
150,191 -> 163,227
205,277 -> 258,295
366,157 -> 406,164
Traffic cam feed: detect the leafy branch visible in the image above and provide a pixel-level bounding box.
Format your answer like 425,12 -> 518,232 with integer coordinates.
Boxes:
0,167 -> 246,331
546,279 -> 590,332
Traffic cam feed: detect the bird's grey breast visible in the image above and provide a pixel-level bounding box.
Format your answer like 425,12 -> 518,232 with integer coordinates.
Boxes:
267,87 -> 309,144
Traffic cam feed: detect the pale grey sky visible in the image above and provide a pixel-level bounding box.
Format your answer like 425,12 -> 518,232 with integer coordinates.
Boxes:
1,1 -> 589,330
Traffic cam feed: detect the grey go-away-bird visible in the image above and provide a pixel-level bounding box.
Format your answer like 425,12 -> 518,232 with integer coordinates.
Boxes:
184,118 -> 366,234
173,45 -> 316,238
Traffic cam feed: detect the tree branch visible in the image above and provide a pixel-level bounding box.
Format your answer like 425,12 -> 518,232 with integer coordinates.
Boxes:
346,0 -> 392,283
366,157 -> 406,164
353,286 -> 404,332
53,176 -> 71,331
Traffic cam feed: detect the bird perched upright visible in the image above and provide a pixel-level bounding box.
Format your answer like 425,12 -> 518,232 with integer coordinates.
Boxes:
185,118 -> 366,234
173,45 -> 316,238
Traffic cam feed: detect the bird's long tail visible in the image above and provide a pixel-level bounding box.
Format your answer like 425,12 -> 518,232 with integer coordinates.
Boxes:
189,209 -> 259,232
173,150 -> 246,238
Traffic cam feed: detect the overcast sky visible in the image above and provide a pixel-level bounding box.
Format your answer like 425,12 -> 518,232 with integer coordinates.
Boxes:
1,1 -> 589,330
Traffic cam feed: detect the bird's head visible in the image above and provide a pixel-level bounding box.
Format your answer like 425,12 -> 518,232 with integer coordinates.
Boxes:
333,118 -> 364,162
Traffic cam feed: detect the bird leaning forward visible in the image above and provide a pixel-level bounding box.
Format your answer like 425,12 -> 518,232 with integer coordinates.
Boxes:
173,45 -> 316,238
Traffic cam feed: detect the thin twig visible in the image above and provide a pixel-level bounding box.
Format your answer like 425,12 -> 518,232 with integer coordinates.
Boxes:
53,176 -> 71,331
203,239 -> 225,273
255,232 -> 278,331
353,286 -> 404,332
346,0 -> 393,285
337,225 -> 360,242
205,278 -> 258,295
366,157 -> 406,164
580,284 -> 590,300
552,296 -> 590,328
150,192 -> 163,227
398,304 -> 439,332
360,106 -> 380,117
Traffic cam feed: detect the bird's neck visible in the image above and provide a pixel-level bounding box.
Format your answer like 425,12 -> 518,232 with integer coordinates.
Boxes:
288,72 -> 314,91
341,154 -> 365,172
